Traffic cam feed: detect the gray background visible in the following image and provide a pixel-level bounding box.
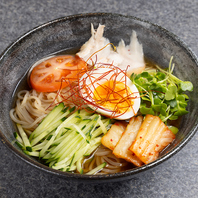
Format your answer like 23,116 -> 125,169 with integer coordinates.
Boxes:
0,0 -> 198,197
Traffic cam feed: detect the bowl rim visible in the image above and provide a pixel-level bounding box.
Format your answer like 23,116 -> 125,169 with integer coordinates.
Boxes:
0,12 -> 198,182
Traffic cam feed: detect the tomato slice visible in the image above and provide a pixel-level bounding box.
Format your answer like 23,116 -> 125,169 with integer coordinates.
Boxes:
30,55 -> 88,92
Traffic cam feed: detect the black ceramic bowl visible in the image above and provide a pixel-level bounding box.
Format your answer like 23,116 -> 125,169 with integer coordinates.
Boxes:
0,13 -> 198,183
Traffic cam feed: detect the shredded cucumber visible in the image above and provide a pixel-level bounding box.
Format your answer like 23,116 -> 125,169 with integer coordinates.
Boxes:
15,141 -> 25,149
86,162 -> 107,175
13,132 -> 23,144
29,103 -> 65,141
76,157 -> 84,174
14,103 -> 112,175
16,123 -> 32,151
23,150 -> 39,157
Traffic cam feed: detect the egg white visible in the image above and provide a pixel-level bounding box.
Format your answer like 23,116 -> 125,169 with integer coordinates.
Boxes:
79,67 -> 140,120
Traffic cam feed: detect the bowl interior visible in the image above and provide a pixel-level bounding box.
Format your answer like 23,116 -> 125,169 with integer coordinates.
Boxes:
0,13 -> 198,182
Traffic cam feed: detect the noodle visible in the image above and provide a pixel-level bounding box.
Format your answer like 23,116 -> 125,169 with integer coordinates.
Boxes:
10,90 -> 51,131
82,145 -> 131,174
10,85 -> 83,131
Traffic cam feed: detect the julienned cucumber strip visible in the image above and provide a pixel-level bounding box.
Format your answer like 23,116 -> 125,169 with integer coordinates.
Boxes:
14,132 -> 23,144
49,114 -> 101,162
68,144 -> 90,171
76,157 -> 84,174
69,137 -> 102,171
43,128 -> 85,161
32,139 -> 49,151
40,111 -> 88,158
14,102 -> 112,174
52,134 -> 89,166
91,119 -> 111,139
30,127 -> 58,146
50,129 -> 72,147
68,164 -> 77,172
16,123 -> 32,151
31,106 -> 81,147
84,142 -> 101,157
15,141 -> 25,149
29,103 -> 65,140
51,117 -> 111,167
52,139 -> 90,170
23,150 -> 39,157
30,106 -> 70,144
86,162 -> 107,175
51,118 -> 108,169
50,130 -> 83,160
97,117 -> 107,134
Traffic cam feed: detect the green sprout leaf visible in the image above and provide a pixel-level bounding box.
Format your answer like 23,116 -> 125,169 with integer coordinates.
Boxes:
180,81 -> 193,92
140,103 -> 155,115
165,85 -> 177,100
131,57 -> 193,123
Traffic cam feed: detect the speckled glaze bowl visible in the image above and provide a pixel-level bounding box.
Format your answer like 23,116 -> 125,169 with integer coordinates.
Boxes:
0,13 -> 198,183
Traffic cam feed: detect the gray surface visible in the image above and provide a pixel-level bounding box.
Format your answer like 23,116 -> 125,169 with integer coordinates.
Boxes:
0,0 -> 198,197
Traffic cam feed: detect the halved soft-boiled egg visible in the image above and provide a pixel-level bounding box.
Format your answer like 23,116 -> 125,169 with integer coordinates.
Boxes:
79,66 -> 140,120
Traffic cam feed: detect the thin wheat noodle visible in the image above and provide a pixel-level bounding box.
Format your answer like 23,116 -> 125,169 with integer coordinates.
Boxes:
96,154 -> 102,166
88,157 -> 96,171
81,145 -> 131,174
17,90 -> 29,99
22,115 -> 46,129
32,89 -> 37,96
26,102 -> 47,115
28,96 -> 42,106
104,153 -> 121,162
23,104 -> 38,121
25,129 -> 32,136
9,109 -> 28,125
102,168 -> 122,174
100,156 -> 105,164
103,156 -> 124,167
16,101 -> 34,123
10,90 -> 56,130
95,148 -> 112,156
21,92 -> 29,106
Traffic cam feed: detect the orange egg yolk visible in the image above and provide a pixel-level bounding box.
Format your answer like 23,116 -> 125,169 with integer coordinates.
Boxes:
93,80 -> 134,114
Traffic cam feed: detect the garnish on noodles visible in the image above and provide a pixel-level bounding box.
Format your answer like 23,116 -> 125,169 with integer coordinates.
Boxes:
10,23 -> 193,175
79,66 -> 140,120
30,55 -> 88,92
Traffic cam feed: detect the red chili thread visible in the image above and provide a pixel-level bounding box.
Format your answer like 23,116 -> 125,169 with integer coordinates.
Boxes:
46,44 -> 165,118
